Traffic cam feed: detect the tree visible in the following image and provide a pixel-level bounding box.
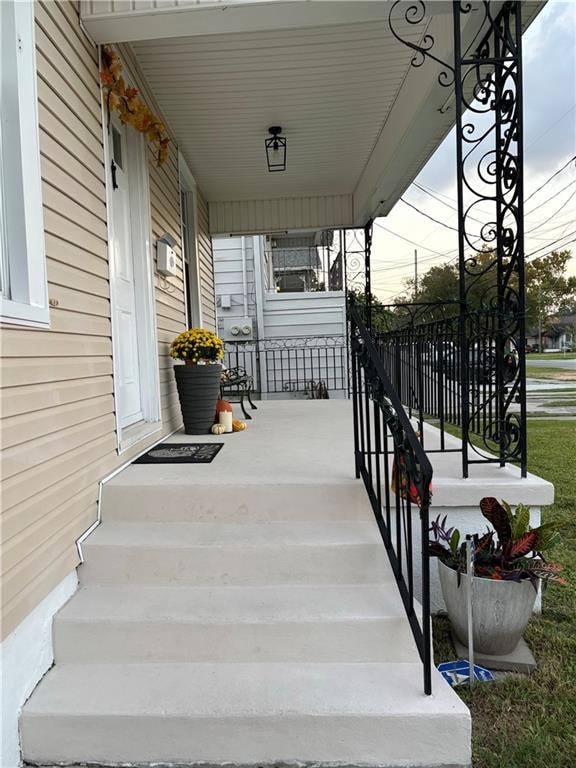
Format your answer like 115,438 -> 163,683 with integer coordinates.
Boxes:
525,250 -> 576,329
347,288 -> 396,333
399,249 -> 576,328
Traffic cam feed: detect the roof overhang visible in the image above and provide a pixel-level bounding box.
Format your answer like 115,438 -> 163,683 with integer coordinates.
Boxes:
82,1 -> 545,235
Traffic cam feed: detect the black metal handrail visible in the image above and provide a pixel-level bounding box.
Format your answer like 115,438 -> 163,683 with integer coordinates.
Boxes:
349,300 -> 432,695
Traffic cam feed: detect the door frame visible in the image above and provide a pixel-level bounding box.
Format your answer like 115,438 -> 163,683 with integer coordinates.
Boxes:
179,152 -> 202,328
101,84 -> 161,454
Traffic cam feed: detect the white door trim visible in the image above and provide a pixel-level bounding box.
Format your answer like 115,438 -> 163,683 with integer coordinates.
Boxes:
101,69 -> 161,454
179,151 -> 202,328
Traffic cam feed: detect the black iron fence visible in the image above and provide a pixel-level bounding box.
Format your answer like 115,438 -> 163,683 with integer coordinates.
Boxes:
223,335 -> 348,398
350,300 -> 432,695
372,301 -> 525,476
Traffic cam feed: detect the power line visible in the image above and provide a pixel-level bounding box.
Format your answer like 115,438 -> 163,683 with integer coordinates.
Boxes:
524,178 -> 576,217
526,104 -> 576,150
412,155 -> 576,212
392,177 -> 576,249
371,230 -> 576,293
373,222 -> 449,256
399,198 -> 460,232
524,155 -> 576,203
526,229 -> 576,259
525,187 -> 576,234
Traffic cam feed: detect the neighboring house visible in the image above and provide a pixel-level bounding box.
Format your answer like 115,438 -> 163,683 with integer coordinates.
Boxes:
0,2 -> 552,768
213,233 -> 347,398
527,312 -> 576,350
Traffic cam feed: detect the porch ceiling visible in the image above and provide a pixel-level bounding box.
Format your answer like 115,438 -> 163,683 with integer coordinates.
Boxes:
130,18 -> 425,203
90,1 -> 544,234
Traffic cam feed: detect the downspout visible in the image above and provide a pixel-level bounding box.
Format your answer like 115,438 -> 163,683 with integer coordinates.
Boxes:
241,236 -> 248,317
253,236 -> 268,399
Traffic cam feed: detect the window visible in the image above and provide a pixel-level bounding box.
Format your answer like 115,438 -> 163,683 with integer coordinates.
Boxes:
0,0 -> 48,327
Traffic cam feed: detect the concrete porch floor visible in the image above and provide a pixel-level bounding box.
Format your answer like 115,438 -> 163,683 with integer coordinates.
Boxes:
110,400 -> 554,507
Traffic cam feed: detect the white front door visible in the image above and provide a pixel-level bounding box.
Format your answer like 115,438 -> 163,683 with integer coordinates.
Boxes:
107,118 -> 160,442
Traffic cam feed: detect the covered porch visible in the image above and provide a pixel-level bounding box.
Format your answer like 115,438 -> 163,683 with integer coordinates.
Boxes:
21,1 -> 550,766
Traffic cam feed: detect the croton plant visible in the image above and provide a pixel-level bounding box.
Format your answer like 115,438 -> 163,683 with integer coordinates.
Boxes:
429,497 -> 565,588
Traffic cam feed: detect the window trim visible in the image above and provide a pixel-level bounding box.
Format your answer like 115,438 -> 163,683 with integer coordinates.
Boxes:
0,0 -> 48,328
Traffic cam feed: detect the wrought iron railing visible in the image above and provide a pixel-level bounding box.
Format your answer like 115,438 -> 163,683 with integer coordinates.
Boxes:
224,335 -> 348,398
350,300 -> 432,695
372,301 -> 524,475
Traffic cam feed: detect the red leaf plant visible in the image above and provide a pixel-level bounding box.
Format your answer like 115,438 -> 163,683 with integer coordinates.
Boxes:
429,497 -> 565,590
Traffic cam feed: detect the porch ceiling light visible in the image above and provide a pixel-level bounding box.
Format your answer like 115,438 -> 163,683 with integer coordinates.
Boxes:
265,126 -> 286,172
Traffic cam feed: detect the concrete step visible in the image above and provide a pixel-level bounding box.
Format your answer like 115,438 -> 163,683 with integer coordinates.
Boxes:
21,662 -> 471,767
53,584 -> 419,664
101,482 -> 371,522
79,521 -> 394,586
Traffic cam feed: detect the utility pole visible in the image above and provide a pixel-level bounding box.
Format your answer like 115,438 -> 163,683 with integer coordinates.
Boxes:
414,249 -> 418,298
538,285 -> 542,351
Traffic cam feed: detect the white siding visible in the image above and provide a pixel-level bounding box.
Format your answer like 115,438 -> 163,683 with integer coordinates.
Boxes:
213,236 -> 257,338
208,195 -> 354,236
263,291 -> 347,339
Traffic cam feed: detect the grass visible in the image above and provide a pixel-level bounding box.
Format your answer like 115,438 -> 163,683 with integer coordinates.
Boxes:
540,399 -> 576,408
433,420 -> 576,767
526,365 -> 576,381
526,353 -> 576,361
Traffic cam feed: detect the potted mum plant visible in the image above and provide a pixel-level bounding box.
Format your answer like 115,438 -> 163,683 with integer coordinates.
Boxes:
430,497 -> 564,656
170,328 -> 224,434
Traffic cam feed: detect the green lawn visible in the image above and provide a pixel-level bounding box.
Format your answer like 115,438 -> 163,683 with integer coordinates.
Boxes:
526,365 -> 576,380
433,420 -> 576,767
527,353 -> 576,361
540,399 -> 576,408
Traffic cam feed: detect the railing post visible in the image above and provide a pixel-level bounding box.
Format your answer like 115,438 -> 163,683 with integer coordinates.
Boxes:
364,219 -> 373,333
350,304 -> 361,479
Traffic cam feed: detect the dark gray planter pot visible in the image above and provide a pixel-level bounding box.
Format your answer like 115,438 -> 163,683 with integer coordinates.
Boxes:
438,560 -> 538,655
174,363 -> 222,434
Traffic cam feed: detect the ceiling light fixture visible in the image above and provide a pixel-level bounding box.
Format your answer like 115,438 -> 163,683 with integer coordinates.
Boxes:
265,126 -> 287,172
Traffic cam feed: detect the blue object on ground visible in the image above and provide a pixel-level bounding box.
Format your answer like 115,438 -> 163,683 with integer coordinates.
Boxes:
437,660 -> 495,687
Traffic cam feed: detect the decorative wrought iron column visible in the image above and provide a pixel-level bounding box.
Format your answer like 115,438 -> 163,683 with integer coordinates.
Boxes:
388,0 -> 527,477
452,1 -> 527,477
343,220 -> 374,327
364,219 -> 374,331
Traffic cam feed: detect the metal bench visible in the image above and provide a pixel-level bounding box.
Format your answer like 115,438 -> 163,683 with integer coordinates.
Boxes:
220,366 -> 258,419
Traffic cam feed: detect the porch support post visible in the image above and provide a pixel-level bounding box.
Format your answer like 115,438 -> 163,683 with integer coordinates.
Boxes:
364,219 -> 374,332
452,0 -> 527,476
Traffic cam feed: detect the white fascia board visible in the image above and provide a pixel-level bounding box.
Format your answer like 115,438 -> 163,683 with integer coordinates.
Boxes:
80,1 -> 393,44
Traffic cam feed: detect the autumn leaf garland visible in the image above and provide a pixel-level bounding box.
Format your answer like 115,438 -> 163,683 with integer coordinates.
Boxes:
100,46 -> 170,166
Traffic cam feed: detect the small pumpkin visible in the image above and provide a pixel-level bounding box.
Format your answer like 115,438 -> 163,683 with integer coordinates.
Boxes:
232,419 -> 246,432
211,423 -> 226,435
215,399 -> 233,413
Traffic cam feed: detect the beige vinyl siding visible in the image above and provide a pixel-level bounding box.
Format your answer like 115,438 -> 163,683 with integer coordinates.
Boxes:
197,190 -> 216,331
0,1 -> 108,639
0,4 -> 213,640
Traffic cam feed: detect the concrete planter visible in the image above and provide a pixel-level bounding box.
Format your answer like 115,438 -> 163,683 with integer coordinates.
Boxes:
438,560 -> 538,655
174,363 -> 222,434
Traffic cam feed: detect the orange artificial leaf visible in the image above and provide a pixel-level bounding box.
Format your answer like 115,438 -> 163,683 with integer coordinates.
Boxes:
99,47 -> 170,165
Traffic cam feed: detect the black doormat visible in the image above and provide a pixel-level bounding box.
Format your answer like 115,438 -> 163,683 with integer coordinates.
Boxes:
133,442 -> 223,464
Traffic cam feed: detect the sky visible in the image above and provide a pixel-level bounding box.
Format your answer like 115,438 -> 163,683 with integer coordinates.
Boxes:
369,0 -> 576,303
